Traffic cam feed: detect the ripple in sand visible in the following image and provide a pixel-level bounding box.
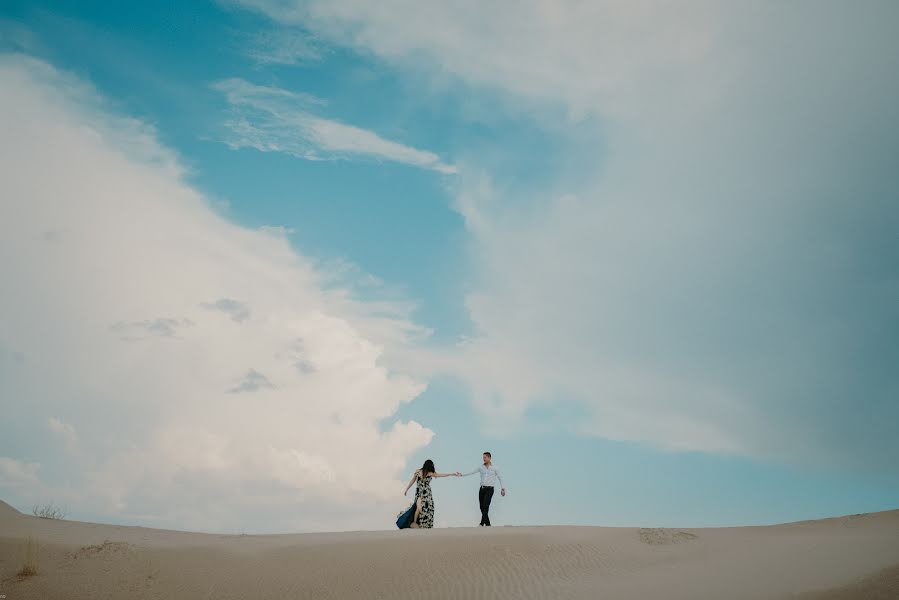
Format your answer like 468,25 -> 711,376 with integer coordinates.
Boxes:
638,528 -> 698,545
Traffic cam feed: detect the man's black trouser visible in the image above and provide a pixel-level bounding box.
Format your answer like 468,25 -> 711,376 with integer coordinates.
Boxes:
479,485 -> 495,526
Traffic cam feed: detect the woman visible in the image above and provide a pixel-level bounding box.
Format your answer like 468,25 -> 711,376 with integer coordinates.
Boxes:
403,459 -> 460,528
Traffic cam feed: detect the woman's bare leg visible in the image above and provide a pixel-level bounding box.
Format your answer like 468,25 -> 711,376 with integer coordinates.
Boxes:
411,498 -> 422,528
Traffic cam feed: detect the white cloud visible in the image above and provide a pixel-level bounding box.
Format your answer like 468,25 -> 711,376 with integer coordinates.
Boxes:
235,1 -> 899,468
227,0 -> 721,122
213,77 -> 457,173
0,53 -> 434,532
200,298 -> 251,322
226,368 -> 276,393
245,28 -> 323,66
0,457 -> 40,487
109,317 -> 195,340
48,417 -> 78,444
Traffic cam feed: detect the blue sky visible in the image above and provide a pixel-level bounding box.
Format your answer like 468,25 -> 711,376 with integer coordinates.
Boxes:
1,1 -> 897,533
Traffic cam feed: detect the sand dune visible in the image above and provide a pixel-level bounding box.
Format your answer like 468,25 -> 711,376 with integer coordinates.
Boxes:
1,500 -> 897,599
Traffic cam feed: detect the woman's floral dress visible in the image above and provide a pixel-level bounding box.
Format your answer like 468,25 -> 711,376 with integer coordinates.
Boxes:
415,473 -> 435,528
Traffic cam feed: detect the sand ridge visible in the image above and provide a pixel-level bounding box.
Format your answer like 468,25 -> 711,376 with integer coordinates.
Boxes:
2,500 -> 898,599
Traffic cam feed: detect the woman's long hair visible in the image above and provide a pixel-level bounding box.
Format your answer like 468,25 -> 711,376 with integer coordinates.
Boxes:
420,459 -> 436,477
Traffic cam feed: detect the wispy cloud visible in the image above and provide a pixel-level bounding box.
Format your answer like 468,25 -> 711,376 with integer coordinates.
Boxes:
227,368 -> 275,393
200,298 -> 251,322
0,18 -> 39,53
245,28 -> 323,66
108,317 -> 195,340
212,78 -> 457,173
48,417 -> 79,453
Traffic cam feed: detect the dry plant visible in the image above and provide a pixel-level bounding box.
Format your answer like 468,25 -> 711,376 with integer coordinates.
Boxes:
32,501 -> 67,520
17,536 -> 39,579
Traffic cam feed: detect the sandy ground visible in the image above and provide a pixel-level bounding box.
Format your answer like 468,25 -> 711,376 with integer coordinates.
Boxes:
1,500 -> 898,599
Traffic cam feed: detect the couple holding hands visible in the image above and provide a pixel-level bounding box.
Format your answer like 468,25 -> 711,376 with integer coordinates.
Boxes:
397,451 -> 506,529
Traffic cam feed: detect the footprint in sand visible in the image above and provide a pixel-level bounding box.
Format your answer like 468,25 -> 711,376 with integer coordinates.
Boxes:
72,541 -> 132,559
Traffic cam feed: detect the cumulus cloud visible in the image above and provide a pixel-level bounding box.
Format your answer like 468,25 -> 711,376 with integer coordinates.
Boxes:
0,53 -> 433,532
213,77 -> 457,173
236,1 -> 899,469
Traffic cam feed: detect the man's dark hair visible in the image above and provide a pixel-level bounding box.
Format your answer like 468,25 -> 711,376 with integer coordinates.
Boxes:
483,451 -> 492,458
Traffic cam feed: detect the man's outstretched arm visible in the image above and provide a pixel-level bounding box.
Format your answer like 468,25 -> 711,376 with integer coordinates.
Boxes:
459,467 -> 481,477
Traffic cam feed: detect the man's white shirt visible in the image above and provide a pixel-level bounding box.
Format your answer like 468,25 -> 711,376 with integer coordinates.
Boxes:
462,465 -> 504,488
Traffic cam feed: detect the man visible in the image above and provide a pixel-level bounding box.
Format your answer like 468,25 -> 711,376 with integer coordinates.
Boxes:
460,451 -> 506,526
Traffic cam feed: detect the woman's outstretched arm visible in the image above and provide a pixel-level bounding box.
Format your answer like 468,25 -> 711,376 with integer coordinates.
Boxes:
430,471 -> 462,478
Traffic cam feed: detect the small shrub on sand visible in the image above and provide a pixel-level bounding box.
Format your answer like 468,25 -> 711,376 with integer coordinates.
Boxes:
17,536 -> 39,579
32,501 -> 67,520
